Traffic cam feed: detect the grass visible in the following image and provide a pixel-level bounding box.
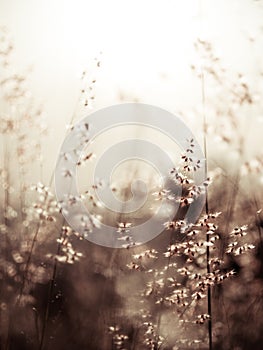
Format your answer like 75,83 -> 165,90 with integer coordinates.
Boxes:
0,28 -> 263,350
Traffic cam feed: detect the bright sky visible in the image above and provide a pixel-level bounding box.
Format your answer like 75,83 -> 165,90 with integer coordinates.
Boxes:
0,0 -> 262,181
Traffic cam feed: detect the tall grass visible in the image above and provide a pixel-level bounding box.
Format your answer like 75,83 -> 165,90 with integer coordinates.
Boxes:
0,28 -> 263,350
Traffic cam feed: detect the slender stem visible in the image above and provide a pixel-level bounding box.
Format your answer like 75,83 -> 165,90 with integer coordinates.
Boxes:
3,136 -> 10,350
201,66 -> 212,350
39,237 -> 61,350
155,228 -> 174,348
38,86 -> 83,350
253,196 -> 263,273
18,220 -> 42,301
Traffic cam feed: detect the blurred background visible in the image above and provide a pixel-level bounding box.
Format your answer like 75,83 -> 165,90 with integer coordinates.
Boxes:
1,1 -> 263,349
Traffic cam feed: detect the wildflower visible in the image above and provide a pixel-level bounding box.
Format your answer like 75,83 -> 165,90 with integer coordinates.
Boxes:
62,168 -> 73,178
133,249 -> 157,260
117,222 -> 132,233
196,314 -> 210,324
170,167 -> 193,184
77,152 -> 95,166
176,196 -> 194,206
60,152 -> 72,162
126,262 -> 141,270
152,188 -> 175,201
230,225 -> 248,237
